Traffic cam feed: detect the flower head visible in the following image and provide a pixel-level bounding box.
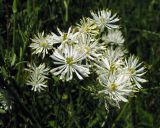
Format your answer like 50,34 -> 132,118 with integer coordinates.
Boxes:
76,34 -> 106,61
124,55 -> 147,88
30,32 -> 53,59
50,44 -> 90,81
91,9 -> 119,31
0,92 -> 11,111
26,63 -> 50,92
98,73 -> 132,108
102,29 -> 124,46
97,48 -> 124,72
77,17 -> 99,36
51,27 -> 78,45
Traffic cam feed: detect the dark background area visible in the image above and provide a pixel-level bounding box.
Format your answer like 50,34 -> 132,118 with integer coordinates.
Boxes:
0,0 -> 160,127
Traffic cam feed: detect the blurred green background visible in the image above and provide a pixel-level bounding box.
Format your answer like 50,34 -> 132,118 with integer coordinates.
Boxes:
0,0 -> 160,127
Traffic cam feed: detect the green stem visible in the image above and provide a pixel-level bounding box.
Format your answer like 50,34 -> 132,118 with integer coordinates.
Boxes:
111,102 -> 129,128
56,81 -> 65,128
131,97 -> 136,127
64,0 -> 69,24
12,0 -> 17,49
13,14 -> 16,49
3,78 -> 42,128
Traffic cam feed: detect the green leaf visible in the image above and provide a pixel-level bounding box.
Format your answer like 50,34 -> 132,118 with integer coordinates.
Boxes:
12,0 -> 17,13
0,67 -> 8,78
48,120 -> 56,128
52,76 -> 60,83
0,108 -> 6,114
11,53 -> 16,67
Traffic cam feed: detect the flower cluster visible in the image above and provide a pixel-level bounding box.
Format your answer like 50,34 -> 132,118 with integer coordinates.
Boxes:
25,63 -> 50,92
0,92 -> 11,111
26,9 -> 147,109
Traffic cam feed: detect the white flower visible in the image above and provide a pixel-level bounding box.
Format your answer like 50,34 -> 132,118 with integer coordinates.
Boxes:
91,9 -> 119,31
30,32 -> 53,59
51,27 -> 79,45
50,44 -> 90,81
26,63 -> 50,92
98,73 -> 133,108
0,92 -> 11,111
97,48 -> 124,72
77,17 -> 99,36
102,29 -> 124,46
76,34 -> 106,61
124,55 -> 147,88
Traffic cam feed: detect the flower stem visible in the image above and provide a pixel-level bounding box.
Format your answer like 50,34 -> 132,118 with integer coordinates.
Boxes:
111,102 -> 129,128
